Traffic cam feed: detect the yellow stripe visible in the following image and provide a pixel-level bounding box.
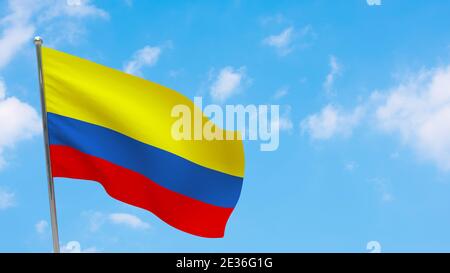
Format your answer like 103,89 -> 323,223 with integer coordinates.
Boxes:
42,47 -> 244,177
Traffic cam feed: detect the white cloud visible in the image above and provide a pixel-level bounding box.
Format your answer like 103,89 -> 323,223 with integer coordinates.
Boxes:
272,105 -> 293,132
42,0 -> 108,21
375,65 -> 450,170
67,0 -> 83,6
124,46 -> 162,76
0,80 -> 5,100
35,220 -> 48,234
108,213 -> 150,230
263,27 -> 294,55
277,117 -> 294,132
0,0 -> 36,69
169,69 -> 183,78
273,86 -> 289,100
36,0 -> 108,21
0,187 -> 15,209
345,161 -> 358,171
83,211 -> 150,231
367,0 -> 382,6
0,0 -> 108,69
210,66 -> 248,102
301,104 -> 364,140
61,241 -> 98,253
0,23 -> 34,67
0,79 -> 41,169
123,0 -> 133,7
390,151 -> 400,159
84,210 -> 105,232
303,63 -> 450,171
263,25 -> 314,56
39,0 -> 109,47
66,0 -> 108,16
260,13 -> 286,26
323,55 -> 341,95
370,178 -> 394,203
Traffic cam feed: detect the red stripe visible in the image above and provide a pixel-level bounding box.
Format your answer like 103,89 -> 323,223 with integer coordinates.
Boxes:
50,145 -> 233,238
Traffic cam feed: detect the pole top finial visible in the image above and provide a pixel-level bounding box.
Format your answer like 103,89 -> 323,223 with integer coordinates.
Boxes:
34,36 -> 43,45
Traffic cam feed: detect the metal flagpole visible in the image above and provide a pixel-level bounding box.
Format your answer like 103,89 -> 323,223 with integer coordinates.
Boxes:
34,36 -> 60,253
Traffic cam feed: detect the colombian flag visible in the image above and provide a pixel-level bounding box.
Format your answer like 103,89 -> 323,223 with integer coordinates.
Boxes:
42,47 -> 245,238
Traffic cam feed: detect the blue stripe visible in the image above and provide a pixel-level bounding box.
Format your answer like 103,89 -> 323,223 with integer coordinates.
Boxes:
47,112 -> 243,208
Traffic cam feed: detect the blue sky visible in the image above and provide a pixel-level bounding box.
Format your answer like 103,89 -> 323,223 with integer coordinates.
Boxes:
1,0 -> 450,252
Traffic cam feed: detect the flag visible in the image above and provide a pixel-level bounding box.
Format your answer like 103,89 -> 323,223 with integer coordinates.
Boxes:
42,47 -> 245,238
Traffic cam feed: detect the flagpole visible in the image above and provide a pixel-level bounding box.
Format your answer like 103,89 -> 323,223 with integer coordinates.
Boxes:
34,36 -> 60,253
